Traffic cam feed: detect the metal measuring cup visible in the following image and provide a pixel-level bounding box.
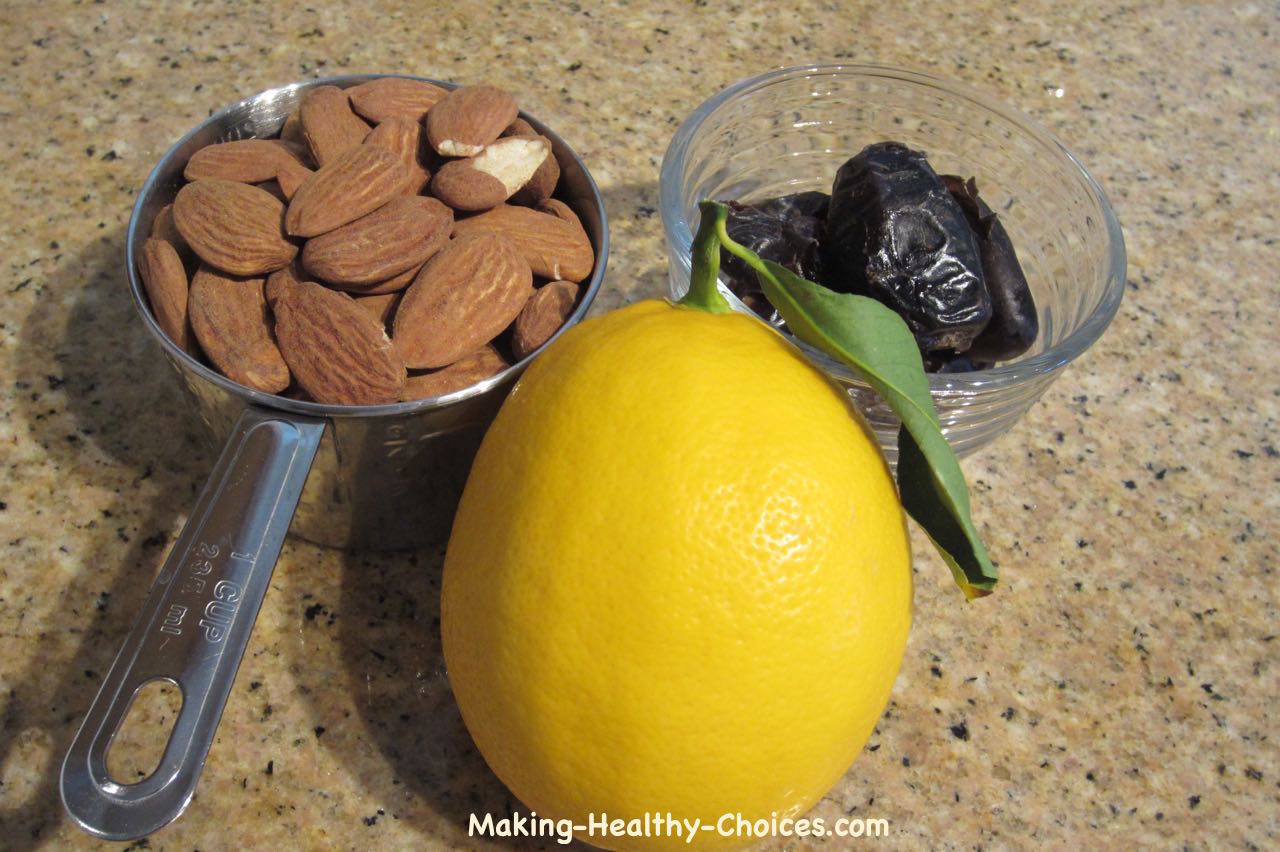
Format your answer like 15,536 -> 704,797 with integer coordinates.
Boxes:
59,75 -> 609,840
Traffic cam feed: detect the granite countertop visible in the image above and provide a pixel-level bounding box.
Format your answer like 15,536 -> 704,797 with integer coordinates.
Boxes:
1,1 -> 1275,849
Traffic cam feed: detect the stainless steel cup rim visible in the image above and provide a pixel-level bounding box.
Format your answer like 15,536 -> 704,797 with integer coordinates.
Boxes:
126,73 -> 610,418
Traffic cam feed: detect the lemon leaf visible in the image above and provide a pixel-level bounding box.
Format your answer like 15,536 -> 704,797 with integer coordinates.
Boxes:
700,200 -> 998,597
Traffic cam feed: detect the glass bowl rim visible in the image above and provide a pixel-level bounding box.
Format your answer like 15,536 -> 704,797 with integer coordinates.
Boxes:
658,62 -> 1127,390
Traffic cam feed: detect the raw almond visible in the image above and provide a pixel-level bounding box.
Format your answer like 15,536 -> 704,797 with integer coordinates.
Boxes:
451,203 -> 594,282
401,344 -> 508,400
510,134 -> 560,206
431,136 -> 548,211
184,139 -> 303,183
279,110 -> 306,148
174,179 -> 298,276
188,265 -> 290,393
264,263 -> 304,306
275,158 -> 314,200
274,281 -> 407,405
426,85 -> 518,157
300,85 -> 371,166
301,195 -> 453,286
502,117 -> 537,137
538,198 -> 587,234
355,291 -> 401,327
344,261 -> 424,296
349,77 -> 449,124
285,145 -> 413,237
429,160 -> 507,211
512,279 -> 579,359
150,203 -> 190,255
393,233 -> 533,368
364,117 -> 431,193
138,237 -> 193,353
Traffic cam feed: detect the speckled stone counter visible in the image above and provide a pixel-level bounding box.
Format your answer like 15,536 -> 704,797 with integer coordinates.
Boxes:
1,1 -> 1275,849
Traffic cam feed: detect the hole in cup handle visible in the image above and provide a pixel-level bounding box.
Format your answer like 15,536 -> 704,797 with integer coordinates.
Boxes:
60,405 -> 325,841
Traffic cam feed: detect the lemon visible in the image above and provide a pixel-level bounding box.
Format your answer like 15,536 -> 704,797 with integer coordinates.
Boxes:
442,300 -> 912,850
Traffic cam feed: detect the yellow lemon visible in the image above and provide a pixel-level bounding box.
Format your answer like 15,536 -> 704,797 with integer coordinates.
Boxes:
442,300 -> 912,850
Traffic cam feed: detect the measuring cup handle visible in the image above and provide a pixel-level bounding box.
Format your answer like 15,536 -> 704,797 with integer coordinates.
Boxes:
60,405 -> 326,841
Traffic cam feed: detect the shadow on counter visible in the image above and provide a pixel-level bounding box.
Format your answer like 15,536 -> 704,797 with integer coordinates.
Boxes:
1,225 -> 214,849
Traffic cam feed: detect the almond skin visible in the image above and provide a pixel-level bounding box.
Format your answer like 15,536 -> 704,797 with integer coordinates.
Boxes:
538,198 -> 588,234
451,203 -> 594,283
301,195 -> 453,286
184,139 -> 302,183
393,233 -> 533,369
348,77 -> 449,124
151,203 -> 190,255
364,117 -> 432,193
430,160 -> 508,211
174,179 -> 299,276
430,136 -> 549,210
138,237 -> 193,353
279,110 -> 307,149
512,279 -> 579,359
509,134 -> 560,206
300,85 -> 371,166
264,263 -> 304,307
400,344 -> 509,400
275,158 -> 314,200
501,117 -> 538,137
426,85 -> 518,157
188,265 -> 290,393
273,281 -> 407,405
355,291 -> 401,327
285,145 -> 413,237
340,261 -> 424,295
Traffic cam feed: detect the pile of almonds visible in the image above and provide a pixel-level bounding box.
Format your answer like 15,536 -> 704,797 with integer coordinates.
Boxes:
137,78 -> 596,404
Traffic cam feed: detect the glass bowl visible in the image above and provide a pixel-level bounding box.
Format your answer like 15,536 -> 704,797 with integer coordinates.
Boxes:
659,64 -> 1126,461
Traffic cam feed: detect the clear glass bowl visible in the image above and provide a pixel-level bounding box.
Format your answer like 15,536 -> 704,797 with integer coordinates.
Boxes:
660,64 -> 1126,461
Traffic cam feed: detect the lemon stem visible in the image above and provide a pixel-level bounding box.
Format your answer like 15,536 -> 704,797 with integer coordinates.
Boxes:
679,201 -> 733,313
712,208 -> 775,282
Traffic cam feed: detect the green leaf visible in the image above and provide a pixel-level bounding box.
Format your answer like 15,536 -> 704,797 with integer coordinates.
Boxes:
698,200 -> 998,598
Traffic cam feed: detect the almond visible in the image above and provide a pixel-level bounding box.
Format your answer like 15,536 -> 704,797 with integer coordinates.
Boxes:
273,281 -> 407,405
451,203 -> 594,283
400,344 -> 509,400
151,203 -> 190,255
188,265 -> 290,393
393,233 -> 533,369
509,134 -> 560,206
538,198 -> 587,233
364,117 -> 431,193
426,85 -> 518,157
342,261 -> 424,296
301,195 -> 453,286
184,139 -> 302,183
501,117 -> 538,137
257,180 -> 289,205
300,85 -> 371,166
174,179 -> 298,276
138,237 -> 193,353
355,291 -> 401,327
264,263 -> 304,307
285,145 -> 413,237
275,158 -> 314,200
512,280 -> 579,359
431,136 -> 549,211
429,161 -> 508,211
279,110 -> 307,149
348,77 -> 449,124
